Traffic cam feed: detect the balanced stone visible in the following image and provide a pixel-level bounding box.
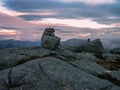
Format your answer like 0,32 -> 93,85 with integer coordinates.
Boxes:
41,28 -> 60,50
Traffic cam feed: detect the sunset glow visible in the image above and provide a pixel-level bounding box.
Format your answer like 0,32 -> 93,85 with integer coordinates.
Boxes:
0,0 -> 120,41
0,29 -> 17,35
37,18 -> 114,29
78,33 -> 91,37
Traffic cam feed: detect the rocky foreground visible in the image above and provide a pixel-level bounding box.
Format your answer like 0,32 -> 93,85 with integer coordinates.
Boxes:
0,46 -> 120,90
0,28 -> 120,90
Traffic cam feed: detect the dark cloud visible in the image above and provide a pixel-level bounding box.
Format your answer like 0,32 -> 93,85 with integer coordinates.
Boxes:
93,18 -> 120,25
18,15 -> 43,21
3,0 -> 120,24
0,26 -> 24,30
18,13 -> 77,20
3,0 -> 65,12
1,0 -> 120,41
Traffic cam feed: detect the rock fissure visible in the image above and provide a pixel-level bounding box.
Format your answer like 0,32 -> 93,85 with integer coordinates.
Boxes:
8,68 -> 12,88
17,53 -> 57,65
97,73 -> 120,86
38,64 -> 52,80
97,61 -> 120,70
37,63 -> 72,89
57,58 -> 120,87
100,85 -> 113,90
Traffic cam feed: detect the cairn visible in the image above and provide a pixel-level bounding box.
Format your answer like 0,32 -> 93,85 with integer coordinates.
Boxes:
41,28 -> 60,50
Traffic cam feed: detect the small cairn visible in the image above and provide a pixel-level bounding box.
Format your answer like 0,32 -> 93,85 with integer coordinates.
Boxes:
41,28 -> 60,50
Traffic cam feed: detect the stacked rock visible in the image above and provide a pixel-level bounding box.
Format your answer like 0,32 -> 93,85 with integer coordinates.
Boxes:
41,28 -> 60,50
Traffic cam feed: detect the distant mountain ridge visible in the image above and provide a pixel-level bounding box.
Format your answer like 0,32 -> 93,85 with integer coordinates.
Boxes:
61,38 -> 120,50
0,38 -> 120,50
0,39 -> 40,49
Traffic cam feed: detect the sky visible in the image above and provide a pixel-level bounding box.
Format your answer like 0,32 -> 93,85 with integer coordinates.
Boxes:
0,0 -> 120,41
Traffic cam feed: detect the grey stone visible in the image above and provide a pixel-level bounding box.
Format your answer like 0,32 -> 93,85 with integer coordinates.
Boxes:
103,53 -> 120,62
70,60 -> 108,76
41,28 -> 60,50
0,46 -> 120,90
104,71 -> 120,81
0,53 -> 26,70
76,53 -> 100,62
55,49 -> 76,60
0,69 -> 10,90
0,57 -> 115,90
0,58 -> 64,90
110,86 -> 120,90
61,39 -> 87,52
111,48 -> 120,54
37,57 -> 114,90
0,47 -> 56,71
83,39 -> 104,53
61,39 -> 104,53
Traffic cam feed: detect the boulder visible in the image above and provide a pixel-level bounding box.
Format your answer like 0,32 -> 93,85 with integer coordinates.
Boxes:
61,38 -> 104,53
41,28 -> 60,50
111,48 -> 120,54
61,39 -> 87,52
82,39 -> 104,53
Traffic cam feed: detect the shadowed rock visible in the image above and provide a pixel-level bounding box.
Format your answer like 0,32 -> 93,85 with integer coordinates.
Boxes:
41,28 -> 60,50
83,39 -> 104,53
0,46 -> 120,89
61,39 -> 104,53
111,48 -> 120,54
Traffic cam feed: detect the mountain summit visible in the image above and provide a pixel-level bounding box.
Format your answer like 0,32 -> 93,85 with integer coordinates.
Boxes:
0,28 -> 120,90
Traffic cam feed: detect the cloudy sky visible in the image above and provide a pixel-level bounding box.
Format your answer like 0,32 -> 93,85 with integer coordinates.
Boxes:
0,0 -> 120,41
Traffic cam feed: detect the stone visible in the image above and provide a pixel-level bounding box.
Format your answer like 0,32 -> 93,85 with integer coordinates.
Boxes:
0,47 -> 119,90
61,39 -> 104,53
34,57 -> 114,90
0,61 -> 63,90
104,71 -> 120,81
103,53 -> 120,62
111,48 -> 120,54
0,57 -> 115,90
76,53 -> 100,62
70,59 -> 108,76
60,39 -> 87,52
83,39 -> 104,53
0,69 -> 10,90
0,47 -> 56,71
110,86 -> 120,90
55,49 -> 76,60
0,53 -> 27,71
41,28 -> 60,50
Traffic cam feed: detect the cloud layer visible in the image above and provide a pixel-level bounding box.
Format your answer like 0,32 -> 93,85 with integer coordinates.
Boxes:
3,0 -> 120,24
0,0 -> 120,41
